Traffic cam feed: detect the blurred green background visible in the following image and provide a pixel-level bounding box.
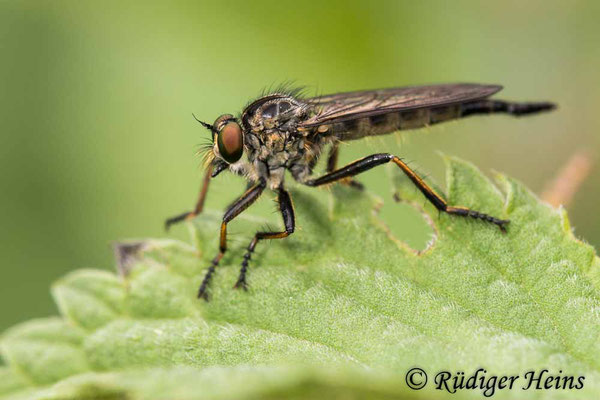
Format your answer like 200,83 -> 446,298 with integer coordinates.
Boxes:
1,0 -> 599,331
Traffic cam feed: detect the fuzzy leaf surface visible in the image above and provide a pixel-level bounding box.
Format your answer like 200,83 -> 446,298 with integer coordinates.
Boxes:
1,157 -> 599,399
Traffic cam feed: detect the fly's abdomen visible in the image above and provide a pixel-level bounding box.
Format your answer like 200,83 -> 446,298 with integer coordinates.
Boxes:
332,105 -> 461,140
329,98 -> 555,141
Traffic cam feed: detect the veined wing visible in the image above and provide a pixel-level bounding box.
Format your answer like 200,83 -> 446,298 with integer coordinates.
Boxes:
300,83 -> 502,127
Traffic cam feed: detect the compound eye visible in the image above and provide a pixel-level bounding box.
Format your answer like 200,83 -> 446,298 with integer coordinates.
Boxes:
217,121 -> 243,163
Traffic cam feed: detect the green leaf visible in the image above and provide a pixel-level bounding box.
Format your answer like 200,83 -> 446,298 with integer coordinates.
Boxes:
2,157 -> 599,399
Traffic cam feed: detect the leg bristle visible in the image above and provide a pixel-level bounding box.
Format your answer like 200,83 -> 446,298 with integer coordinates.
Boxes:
197,263 -> 217,301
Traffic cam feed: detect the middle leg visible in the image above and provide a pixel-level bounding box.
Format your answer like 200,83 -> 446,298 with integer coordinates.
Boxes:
197,180 -> 265,300
234,185 -> 295,290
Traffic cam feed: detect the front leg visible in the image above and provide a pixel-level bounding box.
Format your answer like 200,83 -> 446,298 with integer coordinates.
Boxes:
165,164 -> 214,230
234,186 -> 295,290
198,180 -> 265,300
306,153 -> 509,231
165,161 -> 230,230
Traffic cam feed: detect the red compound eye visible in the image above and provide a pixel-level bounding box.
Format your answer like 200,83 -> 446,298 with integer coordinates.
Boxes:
217,121 -> 243,163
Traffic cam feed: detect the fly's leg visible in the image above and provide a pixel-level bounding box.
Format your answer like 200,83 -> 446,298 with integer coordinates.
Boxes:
165,164 -> 214,230
306,153 -> 509,232
326,143 -> 364,190
224,181 -> 255,210
198,180 -> 265,300
234,186 -> 295,290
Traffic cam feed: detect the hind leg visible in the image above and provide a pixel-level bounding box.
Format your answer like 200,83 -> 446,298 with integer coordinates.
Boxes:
326,143 -> 364,190
306,153 -> 508,232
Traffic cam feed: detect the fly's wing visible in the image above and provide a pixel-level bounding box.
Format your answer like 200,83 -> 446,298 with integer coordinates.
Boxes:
300,83 -> 502,128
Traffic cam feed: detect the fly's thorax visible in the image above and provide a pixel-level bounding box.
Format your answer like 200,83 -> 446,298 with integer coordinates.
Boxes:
237,122 -> 309,189
243,107 -> 309,158
239,92 -> 325,185
240,95 -> 309,161
231,156 -> 286,190
242,95 -> 307,133
251,131 -> 308,168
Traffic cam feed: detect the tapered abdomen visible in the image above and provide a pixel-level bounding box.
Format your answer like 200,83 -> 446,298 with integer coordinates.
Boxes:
332,100 -> 555,141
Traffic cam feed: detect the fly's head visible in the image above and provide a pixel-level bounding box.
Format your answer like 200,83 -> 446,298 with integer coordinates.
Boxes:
195,113 -> 246,177
194,91 -> 313,186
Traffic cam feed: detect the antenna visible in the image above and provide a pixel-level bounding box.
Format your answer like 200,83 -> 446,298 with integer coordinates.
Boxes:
192,113 -> 214,131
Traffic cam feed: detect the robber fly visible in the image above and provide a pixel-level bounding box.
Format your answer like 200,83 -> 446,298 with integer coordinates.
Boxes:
166,83 -> 555,300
